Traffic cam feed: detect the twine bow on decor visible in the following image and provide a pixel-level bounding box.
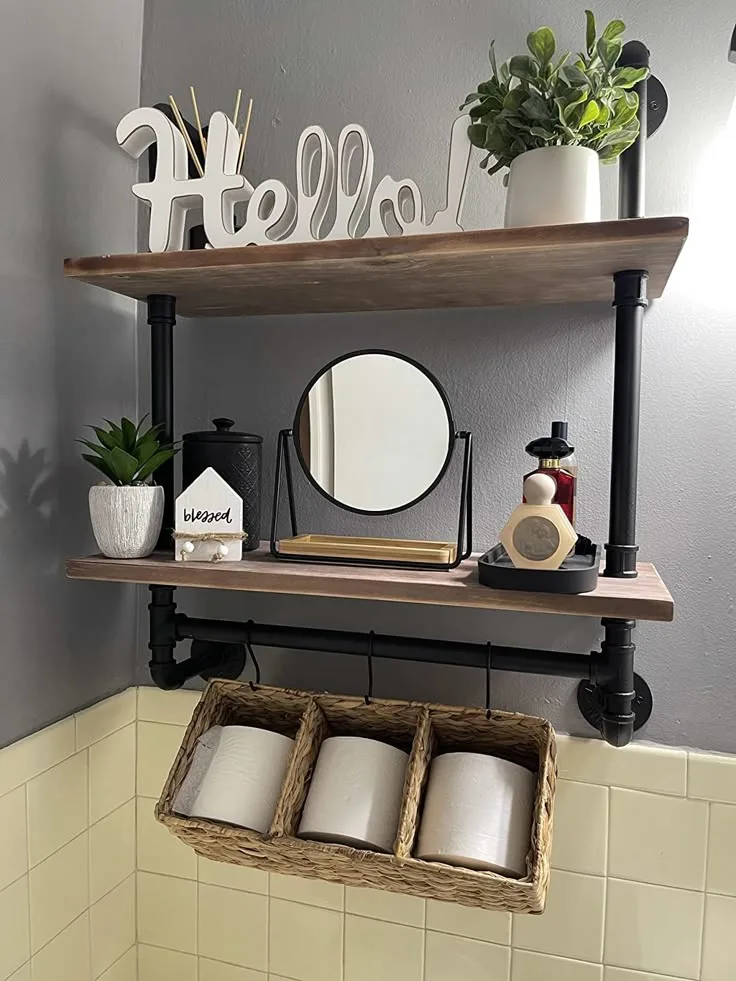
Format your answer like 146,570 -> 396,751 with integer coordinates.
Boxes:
173,531 -> 248,562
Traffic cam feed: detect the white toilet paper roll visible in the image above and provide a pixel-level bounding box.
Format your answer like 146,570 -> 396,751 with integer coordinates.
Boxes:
298,736 -> 409,852
190,725 -> 294,832
173,725 -> 223,816
416,752 -> 536,877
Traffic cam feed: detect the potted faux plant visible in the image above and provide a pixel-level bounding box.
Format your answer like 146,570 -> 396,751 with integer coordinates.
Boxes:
79,417 -> 178,558
461,10 -> 648,227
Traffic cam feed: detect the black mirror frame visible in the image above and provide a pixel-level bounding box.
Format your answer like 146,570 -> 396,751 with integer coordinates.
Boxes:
291,348 -> 456,517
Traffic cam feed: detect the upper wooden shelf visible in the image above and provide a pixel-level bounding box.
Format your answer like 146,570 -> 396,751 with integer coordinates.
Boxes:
64,217 -> 688,318
66,550 -> 674,622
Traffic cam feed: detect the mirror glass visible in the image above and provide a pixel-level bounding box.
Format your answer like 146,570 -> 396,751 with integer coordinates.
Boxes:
294,351 -> 453,514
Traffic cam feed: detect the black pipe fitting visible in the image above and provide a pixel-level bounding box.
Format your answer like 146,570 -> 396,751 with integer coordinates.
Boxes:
596,618 -> 636,747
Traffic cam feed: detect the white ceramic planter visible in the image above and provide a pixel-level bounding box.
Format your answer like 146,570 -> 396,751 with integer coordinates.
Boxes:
89,485 -> 164,558
504,145 -> 601,228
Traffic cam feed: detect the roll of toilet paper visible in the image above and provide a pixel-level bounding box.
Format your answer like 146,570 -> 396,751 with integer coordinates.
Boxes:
416,752 -> 536,877
298,736 -> 409,852
190,725 -> 294,832
173,725 -> 223,816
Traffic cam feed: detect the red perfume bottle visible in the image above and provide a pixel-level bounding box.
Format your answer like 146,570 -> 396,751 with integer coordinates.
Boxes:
524,433 -> 576,525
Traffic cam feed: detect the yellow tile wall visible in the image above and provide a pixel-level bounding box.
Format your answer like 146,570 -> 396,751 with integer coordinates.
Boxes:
2,686 -> 736,981
0,688 -> 137,981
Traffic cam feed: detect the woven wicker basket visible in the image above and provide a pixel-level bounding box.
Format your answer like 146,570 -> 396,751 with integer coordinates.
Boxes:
156,679 -> 556,913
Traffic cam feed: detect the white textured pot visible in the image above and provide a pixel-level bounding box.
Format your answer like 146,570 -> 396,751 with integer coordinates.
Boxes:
504,145 -> 601,228
89,485 -> 164,558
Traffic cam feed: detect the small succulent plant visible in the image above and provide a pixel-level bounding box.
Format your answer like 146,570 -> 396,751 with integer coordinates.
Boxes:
461,10 -> 649,183
79,417 -> 178,486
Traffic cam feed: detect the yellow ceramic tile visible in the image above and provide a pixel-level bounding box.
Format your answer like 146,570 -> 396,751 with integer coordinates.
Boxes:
137,722 -> 186,798
344,913 -> 423,981
137,687 -> 202,726
89,800 -> 135,903
551,780 -> 608,876
702,893 -> 736,981
0,718 -> 75,797
0,876 -> 30,980
0,786 -> 27,891
199,884 -> 268,970
29,832 -> 88,954
512,870 -> 605,962
271,872 -> 344,910
137,796 -> 197,879
556,736 -> 687,795
75,690 -> 136,750
137,871 -> 197,954
604,878 -> 703,979
98,948 -> 137,981
200,961 -> 267,981
425,899 -> 510,944
90,874 -> 135,978
609,788 -> 708,890
689,753 -> 736,803
707,803 -> 736,896
270,897 -> 343,981
425,931 -> 509,981
605,970 -> 692,981
7,966 -> 31,981
198,855 -> 268,894
30,911 -> 90,981
27,752 -> 88,868
89,725 -> 135,823
138,944 -> 197,981
513,950 -> 603,981
347,886 -> 424,926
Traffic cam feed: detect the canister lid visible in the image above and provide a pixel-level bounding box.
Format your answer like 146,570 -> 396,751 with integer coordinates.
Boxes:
183,418 -> 263,444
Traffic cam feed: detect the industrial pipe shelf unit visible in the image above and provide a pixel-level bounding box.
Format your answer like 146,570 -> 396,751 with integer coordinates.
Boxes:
66,41 -> 681,747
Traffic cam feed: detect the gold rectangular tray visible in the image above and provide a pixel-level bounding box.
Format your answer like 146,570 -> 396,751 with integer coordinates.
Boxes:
278,534 -> 457,564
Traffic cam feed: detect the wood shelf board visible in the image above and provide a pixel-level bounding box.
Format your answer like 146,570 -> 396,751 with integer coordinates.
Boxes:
66,550 -> 674,622
64,217 -> 688,318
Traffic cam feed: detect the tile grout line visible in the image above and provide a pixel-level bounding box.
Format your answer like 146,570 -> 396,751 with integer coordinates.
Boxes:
698,801 -> 712,981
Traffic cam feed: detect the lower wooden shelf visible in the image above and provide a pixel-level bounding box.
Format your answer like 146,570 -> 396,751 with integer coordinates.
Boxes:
66,548 -> 674,622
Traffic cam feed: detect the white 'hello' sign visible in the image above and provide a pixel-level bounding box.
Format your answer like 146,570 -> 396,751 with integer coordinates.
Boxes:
116,108 -> 473,252
175,467 -> 244,562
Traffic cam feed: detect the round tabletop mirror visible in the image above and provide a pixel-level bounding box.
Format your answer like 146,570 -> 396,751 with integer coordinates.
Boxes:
293,350 -> 454,514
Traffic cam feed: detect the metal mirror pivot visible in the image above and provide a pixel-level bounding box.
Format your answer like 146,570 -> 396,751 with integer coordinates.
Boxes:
293,350 -> 455,515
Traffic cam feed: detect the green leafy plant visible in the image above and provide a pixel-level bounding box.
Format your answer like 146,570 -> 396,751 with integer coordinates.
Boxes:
78,417 -> 178,486
461,10 -> 648,183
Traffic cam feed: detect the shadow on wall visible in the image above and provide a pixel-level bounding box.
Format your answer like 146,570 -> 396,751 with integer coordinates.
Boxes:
0,88 -> 138,748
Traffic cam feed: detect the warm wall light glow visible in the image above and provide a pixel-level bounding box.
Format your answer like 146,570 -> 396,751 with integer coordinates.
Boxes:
677,93 -> 736,309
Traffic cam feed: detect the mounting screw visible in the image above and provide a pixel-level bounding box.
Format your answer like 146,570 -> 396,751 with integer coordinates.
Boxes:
649,100 -> 659,111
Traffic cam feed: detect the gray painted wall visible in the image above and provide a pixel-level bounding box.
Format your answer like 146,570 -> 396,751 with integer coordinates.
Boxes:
0,0 -> 143,746
140,0 -> 736,753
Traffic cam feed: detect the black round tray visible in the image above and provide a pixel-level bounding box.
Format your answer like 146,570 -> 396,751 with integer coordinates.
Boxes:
478,538 -> 601,594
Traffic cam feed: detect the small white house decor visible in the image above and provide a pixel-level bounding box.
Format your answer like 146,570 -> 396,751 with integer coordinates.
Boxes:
116,108 -> 473,252
175,467 -> 244,562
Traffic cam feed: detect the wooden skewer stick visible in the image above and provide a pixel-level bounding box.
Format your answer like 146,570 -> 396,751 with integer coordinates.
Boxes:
237,97 -> 254,172
190,85 -> 207,157
232,88 -> 243,129
169,95 -> 205,177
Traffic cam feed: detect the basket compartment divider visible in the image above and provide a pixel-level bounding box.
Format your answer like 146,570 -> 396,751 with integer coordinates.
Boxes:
394,708 -> 433,860
271,698 -> 328,837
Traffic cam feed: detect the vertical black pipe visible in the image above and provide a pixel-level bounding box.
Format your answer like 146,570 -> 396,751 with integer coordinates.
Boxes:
147,295 -> 176,548
148,585 -> 181,689
617,41 -> 650,219
605,271 -> 647,577
596,618 -> 636,747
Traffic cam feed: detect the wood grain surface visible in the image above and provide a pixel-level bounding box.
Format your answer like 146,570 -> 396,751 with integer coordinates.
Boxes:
63,217 -> 688,318
66,549 -> 674,621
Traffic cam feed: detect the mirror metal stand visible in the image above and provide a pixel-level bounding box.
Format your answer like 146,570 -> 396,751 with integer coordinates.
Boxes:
269,428 -> 473,571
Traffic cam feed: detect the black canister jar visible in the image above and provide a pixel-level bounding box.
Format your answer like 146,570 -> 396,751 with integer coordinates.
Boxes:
182,418 -> 263,552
